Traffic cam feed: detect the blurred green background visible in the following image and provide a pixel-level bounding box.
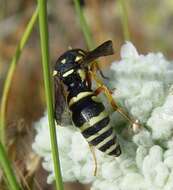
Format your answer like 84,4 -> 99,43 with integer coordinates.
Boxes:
0,0 -> 173,189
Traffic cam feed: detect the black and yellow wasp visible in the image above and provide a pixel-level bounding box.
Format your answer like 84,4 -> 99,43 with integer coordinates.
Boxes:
53,41 -> 138,157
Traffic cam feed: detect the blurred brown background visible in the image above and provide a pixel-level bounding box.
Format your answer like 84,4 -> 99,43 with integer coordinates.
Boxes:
0,0 -> 173,189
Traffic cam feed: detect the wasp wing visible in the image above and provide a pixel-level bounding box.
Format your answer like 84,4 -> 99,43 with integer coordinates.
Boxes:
83,40 -> 114,64
54,76 -> 71,125
82,40 -> 114,79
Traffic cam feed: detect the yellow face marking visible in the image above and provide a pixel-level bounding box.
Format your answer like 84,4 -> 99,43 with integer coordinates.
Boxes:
80,111 -> 108,132
62,69 -> 74,77
96,133 -> 115,149
53,70 -> 58,76
61,59 -> 66,64
86,124 -> 111,142
75,56 -> 82,62
69,91 -> 93,107
78,69 -> 86,81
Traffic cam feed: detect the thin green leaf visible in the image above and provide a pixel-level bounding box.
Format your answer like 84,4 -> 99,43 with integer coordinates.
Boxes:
73,0 -> 95,49
0,7 -> 38,144
37,1 -> 64,190
0,142 -> 21,190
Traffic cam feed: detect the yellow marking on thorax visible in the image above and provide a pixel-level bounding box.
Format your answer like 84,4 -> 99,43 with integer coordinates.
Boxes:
78,50 -> 85,55
53,70 -> 58,76
69,91 -> 93,107
80,111 -> 108,132
75,56 -> 82,62
62,69 -> 74,77
91,96 -> 101,103
78,69 -> 86,81
61,59 -> 66,64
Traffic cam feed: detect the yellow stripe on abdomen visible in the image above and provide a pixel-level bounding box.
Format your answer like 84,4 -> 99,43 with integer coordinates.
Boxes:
95,133 -> 115,149
80,111 -> 108,132
86,124 -> 111,142
69,91 -> 93,107
105,144 -> 118,154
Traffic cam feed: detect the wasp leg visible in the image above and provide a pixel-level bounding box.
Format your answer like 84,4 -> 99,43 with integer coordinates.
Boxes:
95,85 -> 141,131
89,62 -> 108,87
89,145 -> 97,176
89,67 -> 141,131
95,62 -> 109,79
86,70 -> 92,89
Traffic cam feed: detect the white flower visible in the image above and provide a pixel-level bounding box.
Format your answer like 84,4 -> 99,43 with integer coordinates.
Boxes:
110,41 -> 173,123
33,42 -> 173,190
147,95 -> 173,141
32,114 -> 95,184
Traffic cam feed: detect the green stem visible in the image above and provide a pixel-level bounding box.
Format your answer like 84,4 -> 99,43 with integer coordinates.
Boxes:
37,1 -> 64,190
118,0 -> 130,41
0,142 -> 21,190
73,0 -> 95,49
0,8 -> 38,144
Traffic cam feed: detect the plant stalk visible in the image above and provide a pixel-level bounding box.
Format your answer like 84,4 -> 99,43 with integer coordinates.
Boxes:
0,7 -> 38,144
73,0 -> 95,49
118,0 -> 130,40
37,1 -> 64,190
0,142 -> 21,190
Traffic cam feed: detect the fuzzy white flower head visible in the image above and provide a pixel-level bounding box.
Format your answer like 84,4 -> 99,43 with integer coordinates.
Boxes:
110,41 -> 173,123
32,114 -> 95,184
33,42 -> 173,190
147,95 -> 173,141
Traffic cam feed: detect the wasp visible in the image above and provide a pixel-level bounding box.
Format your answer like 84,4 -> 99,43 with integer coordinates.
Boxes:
53,41 -> 139,158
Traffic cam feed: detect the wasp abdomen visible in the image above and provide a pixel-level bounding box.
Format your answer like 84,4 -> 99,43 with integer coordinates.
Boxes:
68,92 -> 121,156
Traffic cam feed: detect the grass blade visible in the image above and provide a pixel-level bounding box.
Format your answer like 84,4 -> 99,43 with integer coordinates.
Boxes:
37,1 -> 64,190
0,142 -> 21,190
118,0 -> 130,41
0,7 -> 38,144
73,0 -> 95,49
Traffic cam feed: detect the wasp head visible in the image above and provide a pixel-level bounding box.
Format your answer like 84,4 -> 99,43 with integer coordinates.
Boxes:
53,40 -> 114,82
53,49 -> 86,80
